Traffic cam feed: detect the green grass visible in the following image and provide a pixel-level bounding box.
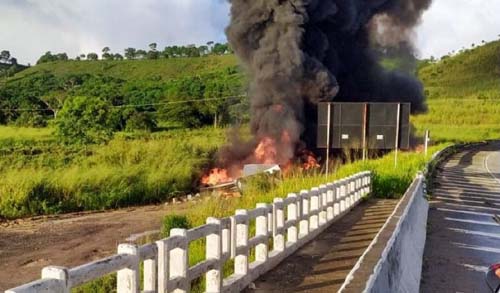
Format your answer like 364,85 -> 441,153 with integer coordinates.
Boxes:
0,127 -> 226,219
412,40 -> 500,143
418,40 -> 500,100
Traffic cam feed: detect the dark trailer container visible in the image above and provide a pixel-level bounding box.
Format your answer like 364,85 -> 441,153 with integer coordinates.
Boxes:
317,102 -> 411,151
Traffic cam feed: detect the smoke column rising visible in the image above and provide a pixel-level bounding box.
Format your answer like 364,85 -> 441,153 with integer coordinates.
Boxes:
219,0 -> 432,172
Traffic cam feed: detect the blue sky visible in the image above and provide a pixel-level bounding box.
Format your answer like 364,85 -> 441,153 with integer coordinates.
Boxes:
1,0 -> 499,64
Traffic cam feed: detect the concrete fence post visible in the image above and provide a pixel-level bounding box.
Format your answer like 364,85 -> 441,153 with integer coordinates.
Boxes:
256,203 -> 269,263
156,239 -> 170,293
319,185 -> 328,226
117,244 -> 140,293
41,266 -> 70,293
235,209 -> 249,275
143,257 -> 156,293
230,216 -> 237,259
340,180 -> 347,212
299,190 -> 309,238
310,188 -> 319,231
326,183 -> 335,221
273,198 -> 285,252
206,217 -> 223,293
354,175 -> 360,202
286,194 -> 298,244
170,229 -> 189,293
348,178 -> 355,206
333,182 -> 340,217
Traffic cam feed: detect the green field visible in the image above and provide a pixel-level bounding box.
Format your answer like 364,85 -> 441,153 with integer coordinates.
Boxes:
0,128 -> 225,219
1,40 -> 499,220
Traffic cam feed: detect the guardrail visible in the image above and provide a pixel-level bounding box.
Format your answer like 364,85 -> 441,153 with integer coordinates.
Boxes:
6,171 -> 372,293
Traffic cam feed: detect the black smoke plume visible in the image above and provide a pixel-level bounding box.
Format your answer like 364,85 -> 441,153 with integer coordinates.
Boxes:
220,0 -> 432,171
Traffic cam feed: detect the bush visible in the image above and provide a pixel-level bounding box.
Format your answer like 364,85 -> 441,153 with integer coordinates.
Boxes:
55,96 -> 118,145
161,215 -> 191,237
124,111 -> 157,132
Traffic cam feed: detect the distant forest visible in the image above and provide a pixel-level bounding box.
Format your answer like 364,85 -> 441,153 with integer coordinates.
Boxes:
36,42 -> 232,64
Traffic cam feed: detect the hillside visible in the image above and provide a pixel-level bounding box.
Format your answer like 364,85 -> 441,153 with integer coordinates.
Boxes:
418,40 -> 500,99
10,55 -> 239,82
412,40 -> 500,142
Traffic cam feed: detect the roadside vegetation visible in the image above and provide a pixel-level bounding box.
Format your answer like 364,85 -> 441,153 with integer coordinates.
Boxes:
0,39 -> 498,221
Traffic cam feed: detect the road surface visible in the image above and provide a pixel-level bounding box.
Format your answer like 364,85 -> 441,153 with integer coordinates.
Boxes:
421,142 -> 500,292
246,199 -> 399,292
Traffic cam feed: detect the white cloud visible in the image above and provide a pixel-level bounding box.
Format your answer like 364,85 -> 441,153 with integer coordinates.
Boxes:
415,0 -> 500,58
2,0 -> 499,64
0,0 -> 230,64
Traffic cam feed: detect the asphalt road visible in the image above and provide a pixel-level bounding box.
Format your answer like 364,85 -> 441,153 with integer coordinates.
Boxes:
421,142 -> 500,293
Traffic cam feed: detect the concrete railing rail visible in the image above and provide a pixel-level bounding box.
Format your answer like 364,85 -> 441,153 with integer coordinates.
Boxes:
6,171 -> 372,293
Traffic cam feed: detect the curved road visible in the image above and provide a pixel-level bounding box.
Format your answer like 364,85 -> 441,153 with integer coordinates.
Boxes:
421,142 -> 500,292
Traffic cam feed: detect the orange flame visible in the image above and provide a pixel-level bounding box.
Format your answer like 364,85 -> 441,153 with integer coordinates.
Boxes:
254,137 -> 278,164
201,168 -> 234,186
302,150 -> 320,170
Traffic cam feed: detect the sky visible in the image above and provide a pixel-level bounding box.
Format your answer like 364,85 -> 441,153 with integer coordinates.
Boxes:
1,0 -> 500,64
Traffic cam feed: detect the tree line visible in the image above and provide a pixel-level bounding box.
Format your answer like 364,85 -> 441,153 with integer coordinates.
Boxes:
0,68 -> 247,144
0,50 -> 27,79
37,42 -> 232,64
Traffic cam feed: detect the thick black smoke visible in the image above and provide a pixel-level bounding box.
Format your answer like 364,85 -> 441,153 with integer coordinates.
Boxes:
220,0 -> 431,169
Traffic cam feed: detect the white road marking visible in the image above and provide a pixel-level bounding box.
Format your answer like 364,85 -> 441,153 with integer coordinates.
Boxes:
454,242 -> 500,254
445,217 -> 499,227
461,263 -> 490,273
484,152 -> 500,185
437,208 -> 494,217
449,228 -> 500,239
444,202 -> 500,213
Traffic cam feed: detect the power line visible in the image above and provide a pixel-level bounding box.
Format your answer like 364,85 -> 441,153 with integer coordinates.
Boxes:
0,94 -> 247,112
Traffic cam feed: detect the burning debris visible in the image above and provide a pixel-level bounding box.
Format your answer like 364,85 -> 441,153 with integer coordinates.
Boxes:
202,0 -> 431,186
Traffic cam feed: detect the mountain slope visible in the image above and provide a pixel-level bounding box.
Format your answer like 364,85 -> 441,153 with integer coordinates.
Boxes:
418,40 -> 500,99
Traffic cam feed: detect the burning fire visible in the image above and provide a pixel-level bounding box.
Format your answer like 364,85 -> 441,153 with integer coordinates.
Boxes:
254,137 -> 278,164
301,150 -> 320,170
201,129 -> 322,186
201,168 -> 234,186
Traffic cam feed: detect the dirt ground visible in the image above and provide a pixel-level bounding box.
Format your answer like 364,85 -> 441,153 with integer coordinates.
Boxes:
0,202 -> 190,291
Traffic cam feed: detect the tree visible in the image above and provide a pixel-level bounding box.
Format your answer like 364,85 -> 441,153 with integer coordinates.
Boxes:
124,48 -> 137,60
114,53 -> 124,60
136,49 -> 147,59
102,47 -> 113,60
87,53 -> 99,61
55,96 -> 118,144
149,43 -> 157,51
0,50 -> 10,63
9,57 -> 17,65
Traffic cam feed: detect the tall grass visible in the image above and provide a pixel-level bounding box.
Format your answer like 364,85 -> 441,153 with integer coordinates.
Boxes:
0,127 -> 226,219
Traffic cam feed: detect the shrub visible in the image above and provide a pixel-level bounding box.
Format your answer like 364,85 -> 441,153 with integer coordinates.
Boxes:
161,215 -> 191,238
55,96 -> 118,145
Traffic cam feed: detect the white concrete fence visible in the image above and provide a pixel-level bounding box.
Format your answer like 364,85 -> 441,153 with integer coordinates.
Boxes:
6,171 -> 372,293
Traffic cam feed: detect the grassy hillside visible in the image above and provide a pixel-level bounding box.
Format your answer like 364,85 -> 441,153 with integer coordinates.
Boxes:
412,40 -> 500,142
10,55 -> 239,82
418,40 -> 500,99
